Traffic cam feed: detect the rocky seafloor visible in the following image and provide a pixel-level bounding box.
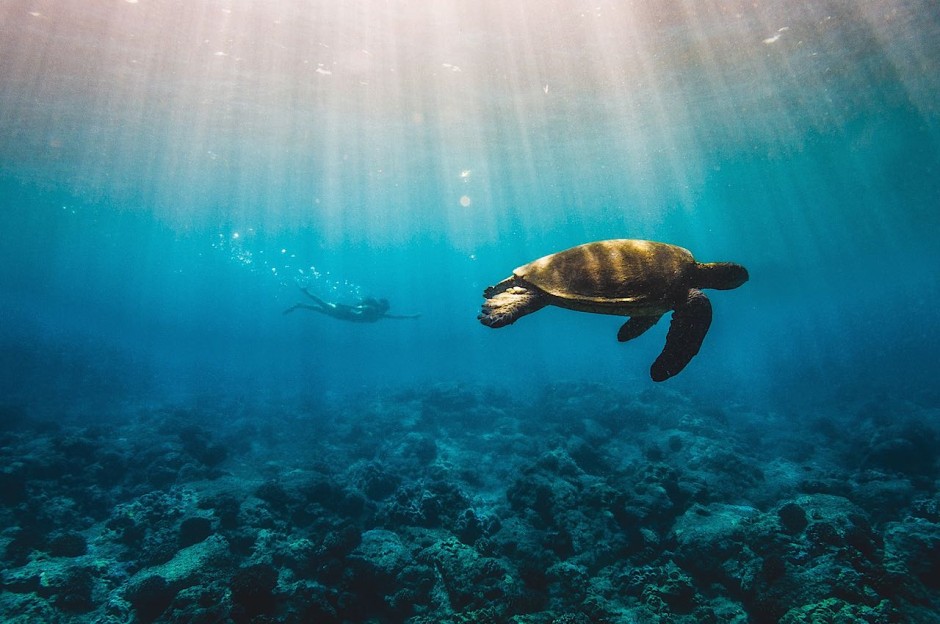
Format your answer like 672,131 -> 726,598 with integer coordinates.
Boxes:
1,382 -> 939,623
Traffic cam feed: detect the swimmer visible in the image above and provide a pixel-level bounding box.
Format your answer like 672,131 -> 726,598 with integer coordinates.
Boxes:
283,288 -> 420,322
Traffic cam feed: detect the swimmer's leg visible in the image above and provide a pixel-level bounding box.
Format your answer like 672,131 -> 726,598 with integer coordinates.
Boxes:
300,288 -> 335,310
283,304 -> 327,315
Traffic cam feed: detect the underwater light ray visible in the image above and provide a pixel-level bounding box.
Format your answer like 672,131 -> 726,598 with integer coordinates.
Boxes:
482,2 -> 555,246
855,0 -> 940,126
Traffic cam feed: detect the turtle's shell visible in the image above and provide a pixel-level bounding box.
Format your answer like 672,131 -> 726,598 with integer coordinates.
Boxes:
514,239 -> 695,306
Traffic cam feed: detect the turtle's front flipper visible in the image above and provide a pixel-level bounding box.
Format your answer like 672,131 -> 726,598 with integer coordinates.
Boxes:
617,315 -> 662,342
482,275 -> 520,298
650,289 -> 712,382
479,278 -> 546,328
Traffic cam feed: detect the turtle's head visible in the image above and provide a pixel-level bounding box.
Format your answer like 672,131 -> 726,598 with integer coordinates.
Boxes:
694,262 -> 749,290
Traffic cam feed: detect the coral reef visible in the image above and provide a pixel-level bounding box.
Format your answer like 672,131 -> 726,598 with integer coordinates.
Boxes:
1,382 -> 938,622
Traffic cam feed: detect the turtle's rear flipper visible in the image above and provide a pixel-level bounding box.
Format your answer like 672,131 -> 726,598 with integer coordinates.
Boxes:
617,315 -> 662,342
479,284 -> 545,328
650,289 -> 712,381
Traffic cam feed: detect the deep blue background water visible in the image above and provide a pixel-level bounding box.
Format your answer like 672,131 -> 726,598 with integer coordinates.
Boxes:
1,0 -> 938,418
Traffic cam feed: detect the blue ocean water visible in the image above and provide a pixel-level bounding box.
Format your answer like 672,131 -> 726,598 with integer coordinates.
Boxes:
3,1 -> 936,412
1,2 -> 939,622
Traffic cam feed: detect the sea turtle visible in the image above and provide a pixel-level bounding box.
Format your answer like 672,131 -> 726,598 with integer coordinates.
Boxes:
478,239 -> 748,381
